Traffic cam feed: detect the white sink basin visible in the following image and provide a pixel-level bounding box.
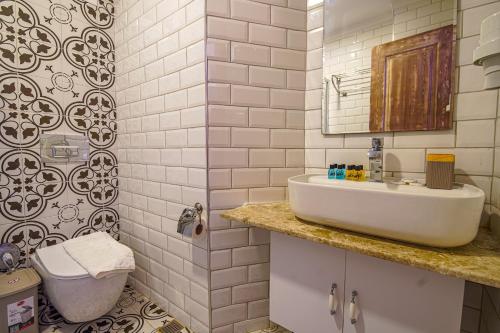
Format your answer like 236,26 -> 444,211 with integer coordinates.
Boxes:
288,174 -> 485,247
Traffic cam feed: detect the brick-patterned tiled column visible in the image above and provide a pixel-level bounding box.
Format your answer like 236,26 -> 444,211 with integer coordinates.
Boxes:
206,0 -> 307,332
116,0 -> 210,332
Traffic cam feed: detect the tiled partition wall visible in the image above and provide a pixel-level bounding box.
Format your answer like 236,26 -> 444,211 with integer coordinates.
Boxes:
482,33 -> 500,331
0,0 -> 118,262
482,175 -> 500,324
115,0 -> 209,332
206,0 -> 307,331
305,1 -> 500,333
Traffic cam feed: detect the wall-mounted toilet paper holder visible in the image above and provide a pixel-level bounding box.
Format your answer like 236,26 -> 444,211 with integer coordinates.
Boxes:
177,203 -> 203,234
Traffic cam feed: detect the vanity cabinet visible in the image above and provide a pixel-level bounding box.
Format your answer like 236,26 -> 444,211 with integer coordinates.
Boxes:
270,231 -> 346,333
270,232 -> 465,333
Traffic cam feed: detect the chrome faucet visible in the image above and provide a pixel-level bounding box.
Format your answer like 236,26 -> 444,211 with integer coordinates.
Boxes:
177,203 -> 203,234
368,138 -> 384,182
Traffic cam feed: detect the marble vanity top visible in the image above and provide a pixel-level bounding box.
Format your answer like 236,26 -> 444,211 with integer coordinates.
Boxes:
221,202 -> 500,288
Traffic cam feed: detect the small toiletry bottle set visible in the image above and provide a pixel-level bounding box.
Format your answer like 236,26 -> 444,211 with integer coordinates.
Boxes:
328,164 -> 365,181
328,164 -> 346,179
328,164 -> 337,179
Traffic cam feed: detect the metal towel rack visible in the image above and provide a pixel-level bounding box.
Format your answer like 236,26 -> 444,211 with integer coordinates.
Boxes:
330,68 -> 371,97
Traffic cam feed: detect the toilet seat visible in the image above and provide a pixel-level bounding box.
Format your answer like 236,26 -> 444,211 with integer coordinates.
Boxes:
34,243 -> 89,280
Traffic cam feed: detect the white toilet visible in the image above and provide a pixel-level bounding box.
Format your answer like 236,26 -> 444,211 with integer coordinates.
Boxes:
31,241 -> 132,323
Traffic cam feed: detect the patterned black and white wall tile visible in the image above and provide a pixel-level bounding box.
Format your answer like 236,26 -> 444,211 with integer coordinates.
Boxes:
0,0 -> 117,265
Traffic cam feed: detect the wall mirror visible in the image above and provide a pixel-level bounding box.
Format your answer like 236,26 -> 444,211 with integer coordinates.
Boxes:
322,0 -> 458,134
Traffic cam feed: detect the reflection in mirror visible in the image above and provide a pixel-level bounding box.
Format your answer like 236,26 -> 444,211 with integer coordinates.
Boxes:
322,0 -> 457,135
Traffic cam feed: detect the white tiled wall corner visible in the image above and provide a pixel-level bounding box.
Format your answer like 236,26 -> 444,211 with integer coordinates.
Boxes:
116,1 -> 500,332
116,0 -> 209,331
483,1 -> 500,329
305,1 -> 500,333
207,0 -> 307,331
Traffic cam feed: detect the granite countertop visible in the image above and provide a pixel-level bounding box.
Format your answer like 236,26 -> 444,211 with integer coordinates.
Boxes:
221,202 -> 500,288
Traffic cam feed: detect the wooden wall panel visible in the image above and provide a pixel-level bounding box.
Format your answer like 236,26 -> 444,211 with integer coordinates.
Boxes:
370,25 -> 455,132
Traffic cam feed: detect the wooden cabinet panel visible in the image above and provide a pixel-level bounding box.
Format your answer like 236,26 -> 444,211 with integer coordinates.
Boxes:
385,45 -> 436,131
270,232 -> 345,333
370,25 -> 455,132
342,251 -> 464,333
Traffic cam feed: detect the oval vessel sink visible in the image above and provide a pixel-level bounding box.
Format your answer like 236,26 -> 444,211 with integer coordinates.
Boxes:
288,174 -> 485,247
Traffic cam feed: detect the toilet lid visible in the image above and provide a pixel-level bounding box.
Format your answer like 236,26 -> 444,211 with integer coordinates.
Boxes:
35,243 -> 89,280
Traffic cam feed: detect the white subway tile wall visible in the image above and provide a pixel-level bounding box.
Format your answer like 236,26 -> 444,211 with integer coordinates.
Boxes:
483,1 -> 500,330
207,0 -> 307,331
116,0 -> 209,332
306,1 -> 500,333
113,0 -> 500,332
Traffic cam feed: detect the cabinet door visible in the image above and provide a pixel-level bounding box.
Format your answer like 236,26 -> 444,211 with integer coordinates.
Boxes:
270,232 -> 345,333
343,252 -> 464,333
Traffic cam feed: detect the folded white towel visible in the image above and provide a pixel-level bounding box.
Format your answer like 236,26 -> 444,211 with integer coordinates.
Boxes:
62,232 -> 135,279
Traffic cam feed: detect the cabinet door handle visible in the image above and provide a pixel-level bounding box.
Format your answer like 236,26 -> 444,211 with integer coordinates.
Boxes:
349,290 -> 359,324
329,283 -> 338,315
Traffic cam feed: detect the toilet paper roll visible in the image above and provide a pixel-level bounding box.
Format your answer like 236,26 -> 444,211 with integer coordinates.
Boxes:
192,218 -> 207,240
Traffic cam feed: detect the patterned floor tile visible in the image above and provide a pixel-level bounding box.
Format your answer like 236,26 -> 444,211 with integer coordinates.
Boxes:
251,323 -> 293,333
39,285 -> 189,333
